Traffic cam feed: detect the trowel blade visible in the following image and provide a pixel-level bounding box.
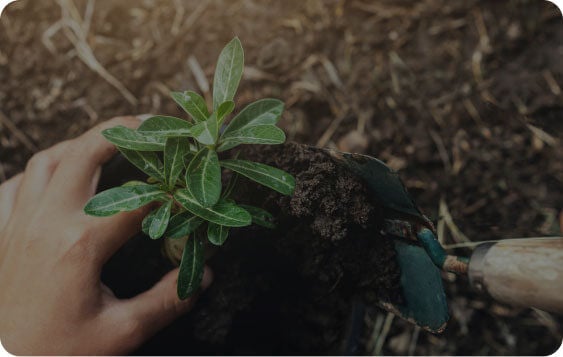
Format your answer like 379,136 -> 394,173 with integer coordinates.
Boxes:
315,147 -> 450,332
377,241 -> 449,333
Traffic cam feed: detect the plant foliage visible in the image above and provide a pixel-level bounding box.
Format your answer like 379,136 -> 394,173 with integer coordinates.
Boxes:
84,37 -> 295,299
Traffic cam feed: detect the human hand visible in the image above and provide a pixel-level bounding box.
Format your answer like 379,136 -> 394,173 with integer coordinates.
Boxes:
0,116 -> 212,355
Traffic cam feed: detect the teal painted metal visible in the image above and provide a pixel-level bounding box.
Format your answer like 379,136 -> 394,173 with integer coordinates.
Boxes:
417,228 -> 470,274
394,240 -> 449,332
314,146 -> 451,331
417,228 -> 448,267
340,152 -> 424,220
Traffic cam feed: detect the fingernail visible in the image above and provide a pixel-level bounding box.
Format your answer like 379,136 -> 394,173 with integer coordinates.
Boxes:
201,266 -> 213,290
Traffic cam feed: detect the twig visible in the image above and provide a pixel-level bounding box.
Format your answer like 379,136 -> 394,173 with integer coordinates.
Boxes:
436,197 -> 446,245
316,114 -> 347,147
42,20 -> 64,55
462,198 -> 487,215
513,96 -> 528,115
542,70 -> 562,96
526,124 -> 558,147
0,110 -> 38,153
463,98 -> 482,125
149,81 -> 172,97
244,66 -> 276,82
367,313 -> 385,353
471,50 -> 483,84
389,62 -> 400,94
480,88 -> 500,106
187,55 -> 209,94
72,98 -> 98,124
153,1 -> 209,56
351,1 -> 423,19
442,236 -> 561,250
429,129 -> 452,173
280,17 -> 304,34
83,0 -> 95,35
473,9 -> 491,53
439,197 -> 471,243
373,313 -> 395,355
531,308 -> 561,338
356,108 -> 373,134
320,56 -> 343,89
63,25 -> 137,105
451,130 -> 467,175
56,0 -> 137,105
407,326 -> 421,356
62,0 -> 85,29
428,18 -> 466,36
171,0 -> 185,36
179,1 -> 208,39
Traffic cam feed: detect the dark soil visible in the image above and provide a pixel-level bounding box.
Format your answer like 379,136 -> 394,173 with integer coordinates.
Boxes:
239,143 -> 403,305
1,0 -> 562,355
102,142 -> 402,355
256,143 -> 376,241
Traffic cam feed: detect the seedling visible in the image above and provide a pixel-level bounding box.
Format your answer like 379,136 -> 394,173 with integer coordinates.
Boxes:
84,38 -> 295,299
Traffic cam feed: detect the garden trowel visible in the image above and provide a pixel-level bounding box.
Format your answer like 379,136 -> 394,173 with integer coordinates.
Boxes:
320,147 -> 563,333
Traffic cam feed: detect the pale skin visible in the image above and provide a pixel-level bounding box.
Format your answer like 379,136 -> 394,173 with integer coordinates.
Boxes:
0,116 -> 212,355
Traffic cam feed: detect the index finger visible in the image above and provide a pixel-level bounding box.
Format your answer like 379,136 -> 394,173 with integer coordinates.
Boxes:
49,116 -> 141,208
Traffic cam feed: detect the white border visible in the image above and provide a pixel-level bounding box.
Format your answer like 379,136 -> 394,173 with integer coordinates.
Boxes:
0,0 -> 560,356
547,0 -> 563,15
0,0 -> 17,17
553,340 -> 563,357
0,339 -> 12,357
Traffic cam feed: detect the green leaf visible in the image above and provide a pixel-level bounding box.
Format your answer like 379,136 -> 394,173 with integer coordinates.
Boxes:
218,125 -> 285,152
164,212 -> 204,239
216,100 -> 235,125
190,114 -> 218,145
122,180 -> 149,187
177,232 -> 205,299
142,200 -> 173,239
164,137 -> 190,189
213,37 -> 244,111
222,172 -> 239,198
118,148 -> 166,182
141,208 -> 155,236
220,159 -> 295,195
102,126 -> 165,151
222,99 -> 283,136
170,91 -> 209,123
174,189 -> 251,227
239,204 -> 276,229
84,185 -> 167,217
138,115 -> 193,137
148,200 -> 173,239
207,223 -> 229,245
185,148 -> 221,207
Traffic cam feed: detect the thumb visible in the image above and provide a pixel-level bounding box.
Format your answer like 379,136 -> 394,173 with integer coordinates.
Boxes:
114,266 -> 213,343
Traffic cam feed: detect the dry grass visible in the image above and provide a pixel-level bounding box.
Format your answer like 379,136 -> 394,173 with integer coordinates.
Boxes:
1,0 -> 561,354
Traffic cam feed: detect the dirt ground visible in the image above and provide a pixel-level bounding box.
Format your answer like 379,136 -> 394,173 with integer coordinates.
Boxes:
1,0 -> 562,355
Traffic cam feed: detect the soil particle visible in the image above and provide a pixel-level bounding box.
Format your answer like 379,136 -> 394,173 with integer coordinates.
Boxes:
103,143 -> 403,355
262,142 -> 375,241
238,143 -> 400,297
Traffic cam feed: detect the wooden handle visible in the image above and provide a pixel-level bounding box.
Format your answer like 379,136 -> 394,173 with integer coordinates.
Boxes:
468,237 -> 563,314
